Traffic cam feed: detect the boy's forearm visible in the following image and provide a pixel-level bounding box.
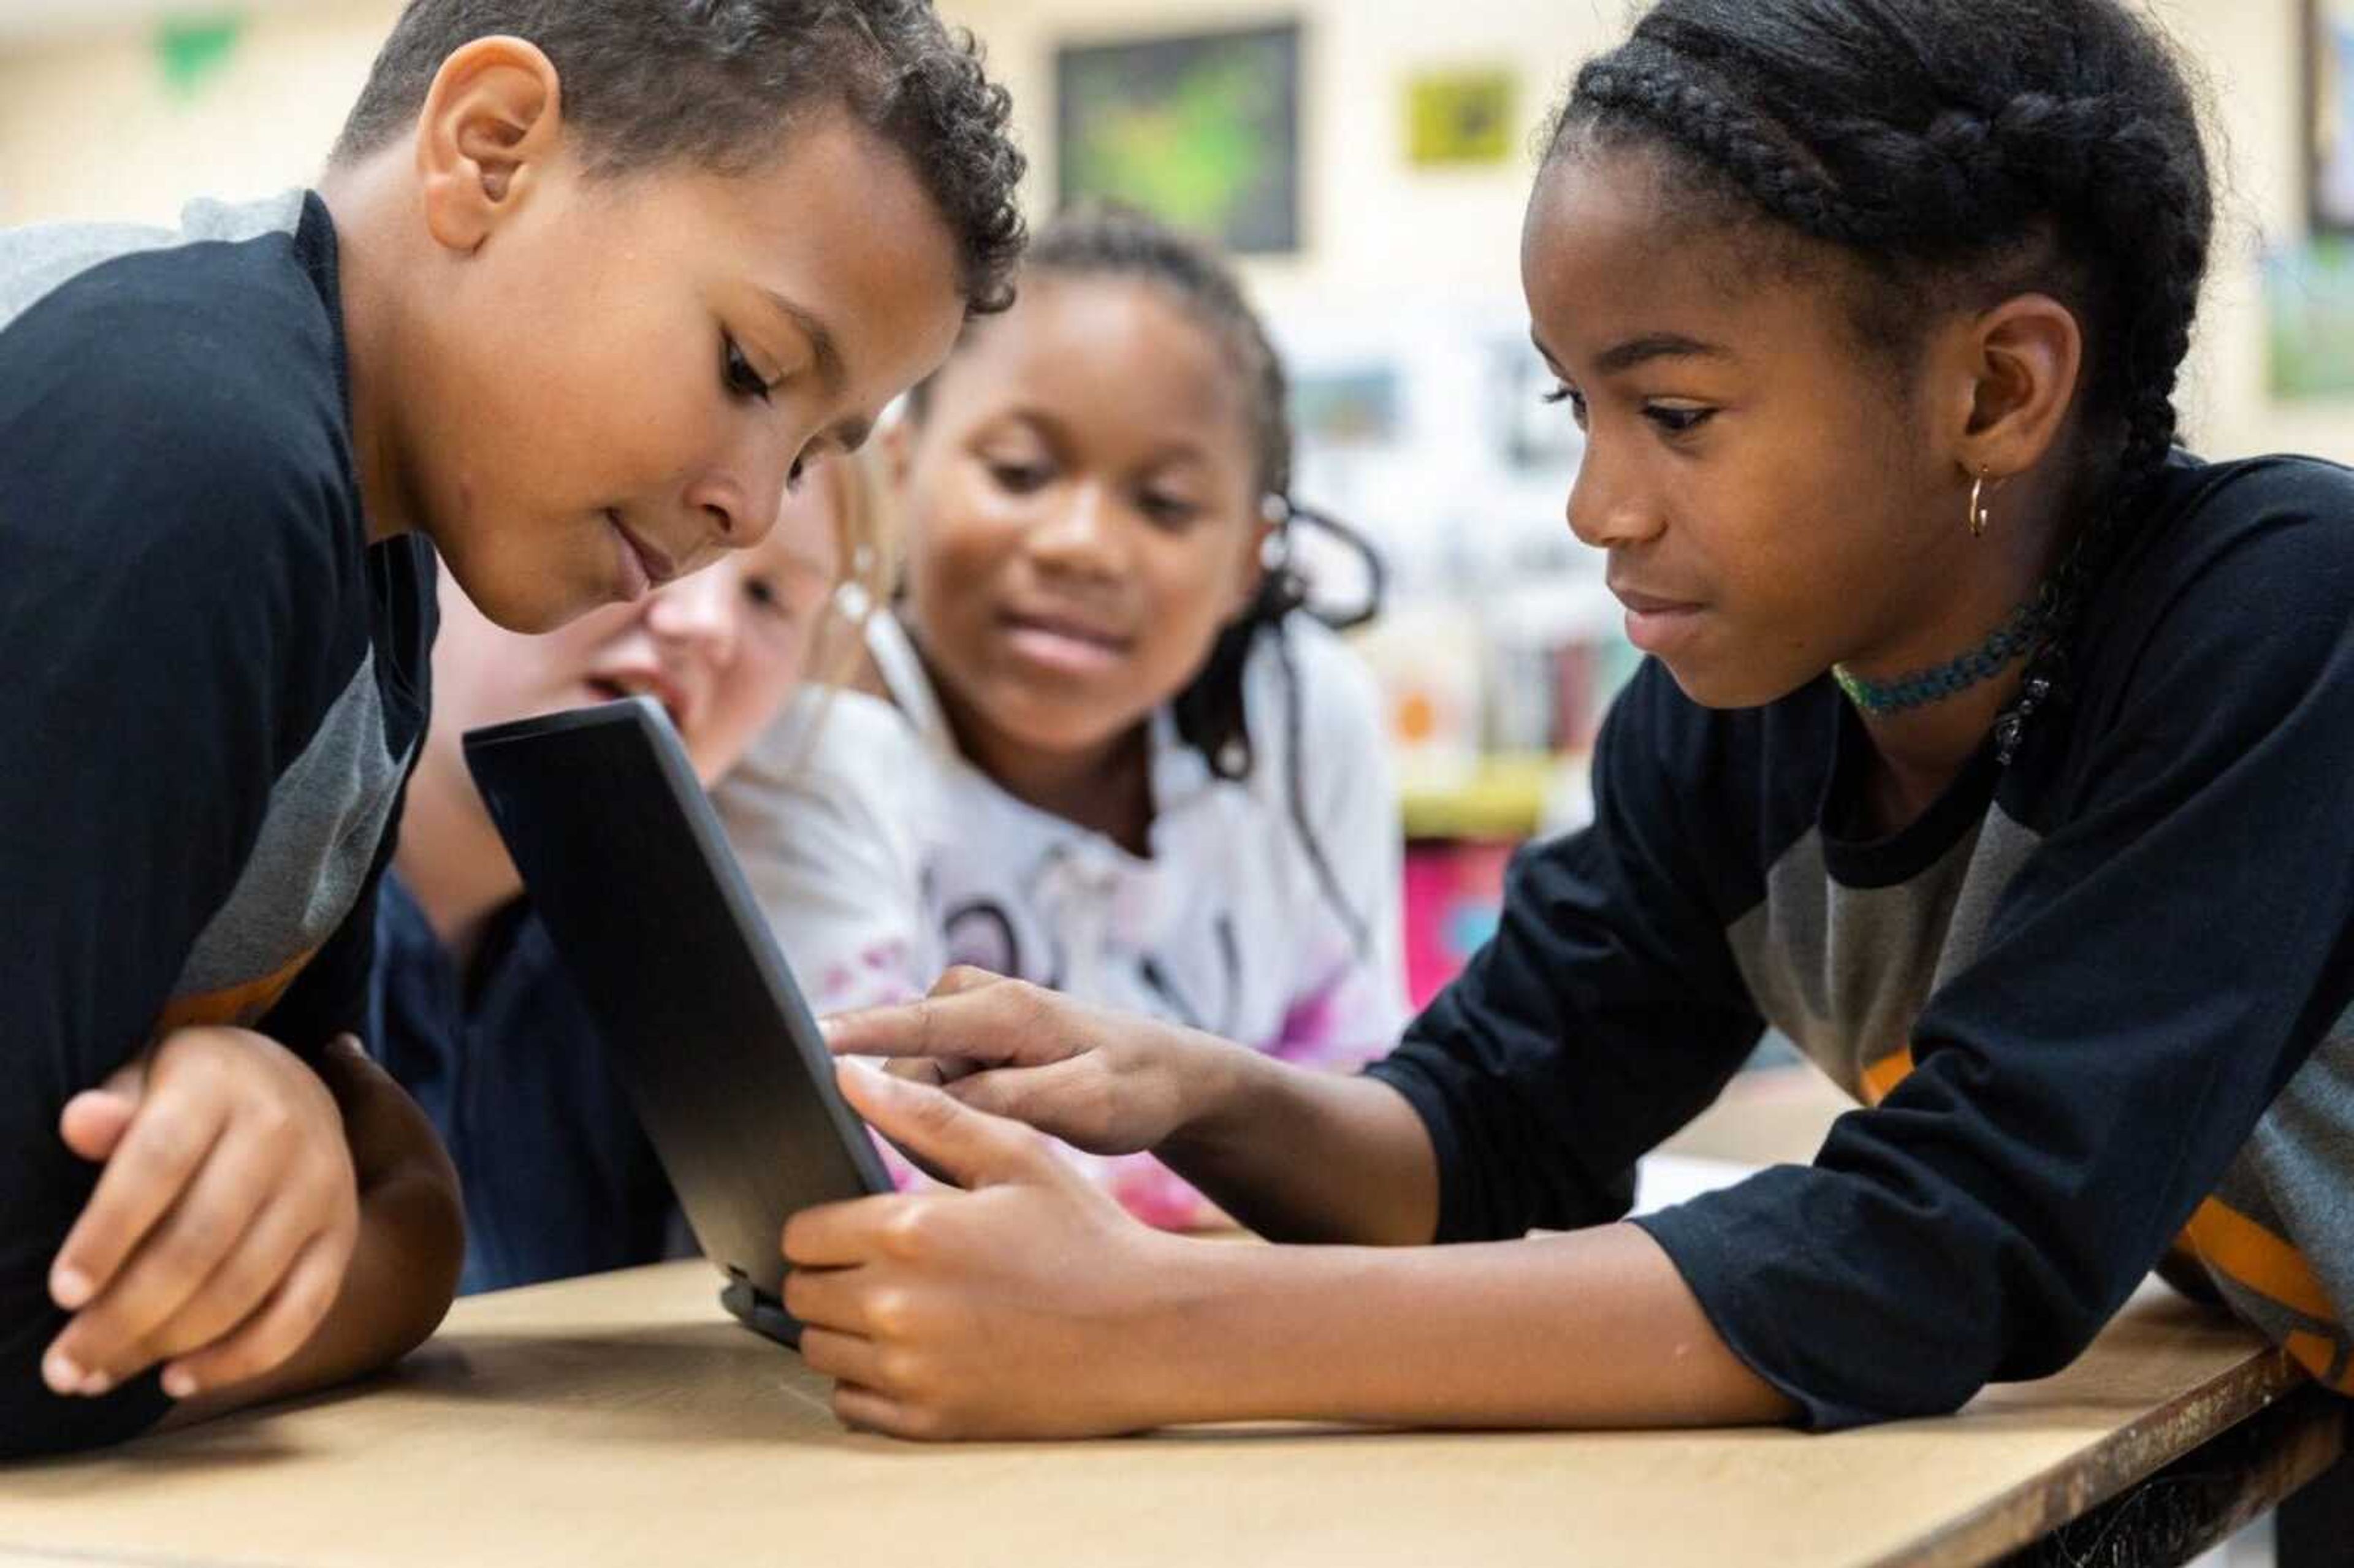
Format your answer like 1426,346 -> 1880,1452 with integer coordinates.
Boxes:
1157,1045 -> 1441,1246
312,1147 -> 465,1366
1138,1222 -> 1796,1431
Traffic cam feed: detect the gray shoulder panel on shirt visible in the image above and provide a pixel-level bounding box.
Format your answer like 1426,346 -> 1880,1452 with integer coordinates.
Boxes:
170,648 -> 413,1003
0,190 -> 305,334
1724,803 -> 2041,1095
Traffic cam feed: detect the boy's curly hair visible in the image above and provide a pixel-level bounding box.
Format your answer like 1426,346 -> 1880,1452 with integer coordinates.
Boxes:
333,0 -> 1027,316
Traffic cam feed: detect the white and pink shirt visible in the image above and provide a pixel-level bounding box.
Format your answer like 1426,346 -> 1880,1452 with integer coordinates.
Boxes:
715,610 -> 1409,1229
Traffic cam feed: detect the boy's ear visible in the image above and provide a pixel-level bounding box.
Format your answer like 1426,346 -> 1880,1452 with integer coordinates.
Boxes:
1945,293 -> 2085,484
416,36 -> 566,254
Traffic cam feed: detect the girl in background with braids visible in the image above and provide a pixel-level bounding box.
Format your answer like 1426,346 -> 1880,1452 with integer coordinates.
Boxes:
772,0 -> 2354,1442
716,206 -> 1407,1231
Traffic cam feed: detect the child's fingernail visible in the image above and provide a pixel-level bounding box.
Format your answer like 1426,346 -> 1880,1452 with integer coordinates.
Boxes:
844,1059 -> 895,1092
162,1366 -> 197,1399
43,1349 -> 83,1395
78,1369 -> 113,1398
50,1266 -> 91,1309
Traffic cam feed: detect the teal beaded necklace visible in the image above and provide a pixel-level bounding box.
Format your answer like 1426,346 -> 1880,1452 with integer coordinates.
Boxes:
1831,588 -> 2056,717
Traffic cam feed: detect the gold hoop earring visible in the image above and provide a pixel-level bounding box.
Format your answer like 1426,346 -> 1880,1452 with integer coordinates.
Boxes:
1968,468 -> 1992,539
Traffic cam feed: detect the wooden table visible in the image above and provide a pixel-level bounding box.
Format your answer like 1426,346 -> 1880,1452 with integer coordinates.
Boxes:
1,1072 -> 2341,1568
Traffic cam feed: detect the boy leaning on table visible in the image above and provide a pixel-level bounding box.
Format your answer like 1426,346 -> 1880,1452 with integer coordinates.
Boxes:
0,0 -> 1024,1458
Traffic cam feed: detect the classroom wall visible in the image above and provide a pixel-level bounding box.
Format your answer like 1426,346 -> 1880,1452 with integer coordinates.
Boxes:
0,0 -> 2347,463
0,0 -> 399,226
944,0 -> 2354,466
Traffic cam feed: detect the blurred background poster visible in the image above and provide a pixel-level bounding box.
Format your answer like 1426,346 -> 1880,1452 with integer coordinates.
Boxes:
1056,23 -> 1301,254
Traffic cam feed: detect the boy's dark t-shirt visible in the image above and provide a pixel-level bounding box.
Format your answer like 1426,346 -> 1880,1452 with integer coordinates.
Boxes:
0,192 -> 436,1455
1371,453 -> 2354,1428
368,875 -> 685,1295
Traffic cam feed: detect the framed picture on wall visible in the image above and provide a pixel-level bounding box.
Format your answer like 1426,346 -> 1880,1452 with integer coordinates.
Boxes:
1055,23 -> 1302,254
1292,364 -> 1402,448
1404,68 -> 1515,170
1487,337 -> 1584,473
2309,0 -> 2354,234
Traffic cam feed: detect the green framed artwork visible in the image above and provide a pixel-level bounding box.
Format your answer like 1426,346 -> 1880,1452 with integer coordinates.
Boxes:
2276,4 -> 2354,397
1056,23 -> 1301,254
2311,0 -> 2354,234
2266,240 -> 2354,399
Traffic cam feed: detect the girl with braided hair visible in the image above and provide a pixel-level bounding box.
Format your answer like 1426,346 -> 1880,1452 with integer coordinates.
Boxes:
717,205 -> 1407,1231
776,0 -> 2354,1442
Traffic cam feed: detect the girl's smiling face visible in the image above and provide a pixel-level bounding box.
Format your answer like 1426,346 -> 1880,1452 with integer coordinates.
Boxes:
1522,147 -> 1992,710
893,275 -> 1270,763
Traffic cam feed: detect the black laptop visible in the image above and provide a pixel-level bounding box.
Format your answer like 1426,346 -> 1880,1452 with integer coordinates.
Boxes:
462,696 -> 891,1344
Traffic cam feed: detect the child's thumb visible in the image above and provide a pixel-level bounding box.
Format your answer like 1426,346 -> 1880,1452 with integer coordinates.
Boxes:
58,1089 -> 140,1164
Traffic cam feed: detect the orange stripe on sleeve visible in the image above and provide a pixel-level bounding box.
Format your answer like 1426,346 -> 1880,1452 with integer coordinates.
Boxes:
2179,1197 -> 2342,1326
1851,1049 -> 2348,1396
153,946 -> 318,1036
1859,1047 -> 1916,1106
2284,1331 -> 2354,1395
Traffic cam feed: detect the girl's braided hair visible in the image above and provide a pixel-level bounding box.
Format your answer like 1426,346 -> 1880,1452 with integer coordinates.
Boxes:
1551,0 -> 2214,757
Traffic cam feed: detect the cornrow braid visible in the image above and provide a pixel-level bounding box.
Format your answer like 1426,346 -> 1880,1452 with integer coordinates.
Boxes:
1552,0 -> 2214,760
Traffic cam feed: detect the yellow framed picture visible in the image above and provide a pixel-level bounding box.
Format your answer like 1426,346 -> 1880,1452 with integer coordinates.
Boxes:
1406,69 -> 1515,170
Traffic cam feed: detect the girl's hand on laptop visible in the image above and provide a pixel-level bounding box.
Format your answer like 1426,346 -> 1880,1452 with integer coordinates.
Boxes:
821,969 -> 1237,1159
43,1026 -> 361,1402
783,1060 -> 1195,1440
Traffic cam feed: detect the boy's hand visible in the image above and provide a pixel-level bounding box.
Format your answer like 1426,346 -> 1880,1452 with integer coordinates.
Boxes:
783,1062 -> 1189,1440
821,969 -> 1226,1159
45,1026 -> 360,1402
